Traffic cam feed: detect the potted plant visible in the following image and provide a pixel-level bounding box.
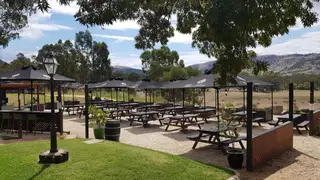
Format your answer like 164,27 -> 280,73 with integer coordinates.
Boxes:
89,105 -> 108,139
225,127 -> 244,169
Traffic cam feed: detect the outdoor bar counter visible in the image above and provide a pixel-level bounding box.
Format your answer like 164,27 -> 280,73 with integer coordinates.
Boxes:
0,110 -> 63,138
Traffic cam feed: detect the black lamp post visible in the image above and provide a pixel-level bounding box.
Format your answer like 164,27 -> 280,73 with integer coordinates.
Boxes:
39,55 -> 69,164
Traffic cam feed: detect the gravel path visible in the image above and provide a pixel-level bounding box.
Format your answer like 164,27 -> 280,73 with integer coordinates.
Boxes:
62,116 -> 320,180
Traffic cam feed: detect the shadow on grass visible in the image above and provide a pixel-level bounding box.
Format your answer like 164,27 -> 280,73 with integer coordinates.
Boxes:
27,164 -> 51,180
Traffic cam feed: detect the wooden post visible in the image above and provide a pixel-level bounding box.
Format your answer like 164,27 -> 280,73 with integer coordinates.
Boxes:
271,86 -> 274,121
31,81 -> 33,111
246,82 -> 253,171
85,85 -> 89,138
289,83 -> 294,122
309,82 -> 315,135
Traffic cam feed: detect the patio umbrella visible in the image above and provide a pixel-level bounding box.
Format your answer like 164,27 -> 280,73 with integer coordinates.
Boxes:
61,82 -> 83,115
92,78 -> 134,119
0,65 -> 75,111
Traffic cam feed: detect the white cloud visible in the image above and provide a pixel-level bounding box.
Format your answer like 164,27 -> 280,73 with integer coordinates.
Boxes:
169,31 -> 193,44
129,54 -> 139,57
20,12 -> 73,39
179,51 -> 214,66
102,20 -> 140,31
254,31 -> 320,55
48,0 -> 79,15
112,57 -> 141,69
92,34 -> 134,42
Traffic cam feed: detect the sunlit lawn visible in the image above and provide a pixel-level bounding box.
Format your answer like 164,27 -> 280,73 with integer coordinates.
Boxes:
0,139 -> 233,180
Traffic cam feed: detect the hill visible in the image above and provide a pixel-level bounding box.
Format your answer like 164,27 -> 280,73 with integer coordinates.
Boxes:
188,53 -> 320,75
112,66 -> 143,74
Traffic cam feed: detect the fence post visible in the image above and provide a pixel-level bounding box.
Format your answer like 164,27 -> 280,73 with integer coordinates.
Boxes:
246,82 -> 253,171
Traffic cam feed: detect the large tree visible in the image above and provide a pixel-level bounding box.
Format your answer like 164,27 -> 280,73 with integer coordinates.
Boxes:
140,46 -> 183,82
91,42 -> 112,82
36,39 -> 79,79
74,0 -> 320,84
75,30 -> 93,83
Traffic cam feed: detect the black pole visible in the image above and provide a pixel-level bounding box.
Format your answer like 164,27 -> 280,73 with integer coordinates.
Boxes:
23,89 -> 26,106
182,89 -> 185,118
243,86 -> 246,112
214,88 -> 217,107
116,88 -> 119,119
111,88 -> 113,100
122,89 -> 125,102
152,90 -> 155,103
216,88 -> 220,130
309,82 -> 314,135
246,82 -> 253,171
50,75 -> 57,153
203,88 -> 206,109
144,89 -> 147,111
62,88 -> 64,104
289,83 -> 294,122
31,81 -> 33,111
192,89 -> 195,106
72,89 -> 75,115
127,89 -> 130,102
85,85 -> 89,138
271,86 -> 274,121
100,88 -> 102,98
44,86 -> 46,104
57,84 -> 63,135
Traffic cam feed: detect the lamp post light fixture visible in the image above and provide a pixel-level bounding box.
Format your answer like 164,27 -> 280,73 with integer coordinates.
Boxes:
39,55 -> 69,164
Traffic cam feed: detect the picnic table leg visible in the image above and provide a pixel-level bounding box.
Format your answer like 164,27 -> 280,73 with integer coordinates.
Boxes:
239,141 -> 245,149
165,119 -> 172,131
192,132 -> 202,149
296,127 -> 302,135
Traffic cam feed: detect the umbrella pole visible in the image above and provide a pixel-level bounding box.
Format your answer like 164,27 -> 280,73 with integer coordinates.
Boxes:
44,86 -> 46,104
145,89 -> 147,111
73,89 -> 75,115
116,88 -> 119,120
122,89 -> 125,102
18,88 -> 21,110
183,89 -> 185,118
214,88 -> 217,107
149,89 -> 151,105
31,81 -> 33,111
127,89 -> 130,102
37,86 -> 40,111
23,89 -> 26,106
192,89 -> 195,106
111,88 -> 113,100
203,88 -> 206,109
100,88 -> 102,98
62,88 -> 64,104
152,90 -> 155,104
217,88 -> 220,130
271,86 -> 274,120
243,86 -> 246,112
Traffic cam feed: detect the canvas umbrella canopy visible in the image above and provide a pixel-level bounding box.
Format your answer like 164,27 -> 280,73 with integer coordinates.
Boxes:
91,78 -> 134,119
0,66 -> 75,111
61,82 -> 84,115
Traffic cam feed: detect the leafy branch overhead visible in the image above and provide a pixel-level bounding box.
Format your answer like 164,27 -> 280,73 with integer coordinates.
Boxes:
2,0 -> 320,84
74,0 -> 319,84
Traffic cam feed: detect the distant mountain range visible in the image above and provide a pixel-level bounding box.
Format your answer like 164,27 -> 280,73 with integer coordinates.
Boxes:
188,53 -> 320,75
112,66 -> 143,74
99,54 -> 320,75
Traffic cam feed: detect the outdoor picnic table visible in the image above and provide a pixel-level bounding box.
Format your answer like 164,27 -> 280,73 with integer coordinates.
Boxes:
109,108 -> 131,119
160,106 -> 184,116
128,111 -> 163,127
165,114 -> 204,133
192,108 -> 217,122
269,114 -> 302,126
187,125 -> 245,152
137,104 -> 162,111
231,110 -> 257,124
63,104 -> 84,115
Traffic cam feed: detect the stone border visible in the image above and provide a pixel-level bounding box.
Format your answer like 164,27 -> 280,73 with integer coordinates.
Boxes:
226,168 -> 240,180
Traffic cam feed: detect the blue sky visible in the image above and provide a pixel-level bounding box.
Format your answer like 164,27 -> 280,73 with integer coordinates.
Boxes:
1,1 -> 320,69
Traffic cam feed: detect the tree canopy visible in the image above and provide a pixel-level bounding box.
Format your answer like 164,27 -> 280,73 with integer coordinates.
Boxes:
2,0 -> 320,84
74,0 -> 320,84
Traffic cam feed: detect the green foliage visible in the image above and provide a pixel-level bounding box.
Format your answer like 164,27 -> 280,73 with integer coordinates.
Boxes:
91,42 -> 112,82
88,105 -> 108,128
0,53 -> 33,72
75,0 -> 320,85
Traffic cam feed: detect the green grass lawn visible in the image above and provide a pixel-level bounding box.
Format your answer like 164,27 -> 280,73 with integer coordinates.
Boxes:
0,135 -> 18,140
0,139 -> 233,180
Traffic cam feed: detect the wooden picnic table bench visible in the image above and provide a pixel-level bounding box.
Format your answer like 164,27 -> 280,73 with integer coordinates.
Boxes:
164,114 -> 204,132
127,111 -> 163,127
187,125 -> 244,153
